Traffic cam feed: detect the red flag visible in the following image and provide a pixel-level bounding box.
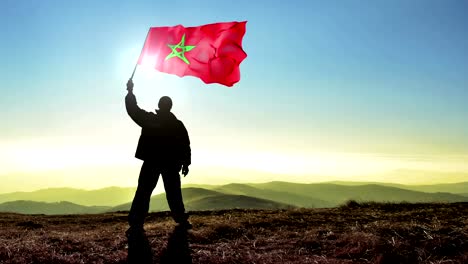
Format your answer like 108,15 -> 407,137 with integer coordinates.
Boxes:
137,21 -> 247,87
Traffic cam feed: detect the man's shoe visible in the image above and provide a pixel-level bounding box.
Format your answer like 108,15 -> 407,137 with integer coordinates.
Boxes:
126,227 -> 146,239
177,220 -> 192,230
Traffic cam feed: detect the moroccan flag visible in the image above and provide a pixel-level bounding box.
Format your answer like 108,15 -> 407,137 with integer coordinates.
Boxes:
137,21 -> 247,87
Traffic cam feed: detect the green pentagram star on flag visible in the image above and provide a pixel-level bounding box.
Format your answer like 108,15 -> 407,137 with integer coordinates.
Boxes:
165,34 -> 196,64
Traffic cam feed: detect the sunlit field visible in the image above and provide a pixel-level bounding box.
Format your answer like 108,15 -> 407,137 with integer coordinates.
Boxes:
1,202 -> 467,263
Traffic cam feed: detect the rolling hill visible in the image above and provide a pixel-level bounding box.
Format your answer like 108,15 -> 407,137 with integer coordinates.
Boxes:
214,183 -> 332,207
1,182 -> 467,214
398,182 -> 468,194
110,187 -> 293,212
248,182 -> 468,206
111,187 -> 223,212
0,187 -> 136,206
328,181 -> 468,194
185,194 -> 293,210
0,200 -> 110,215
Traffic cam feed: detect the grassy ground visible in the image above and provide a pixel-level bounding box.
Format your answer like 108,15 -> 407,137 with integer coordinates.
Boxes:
0,202 -> 467,263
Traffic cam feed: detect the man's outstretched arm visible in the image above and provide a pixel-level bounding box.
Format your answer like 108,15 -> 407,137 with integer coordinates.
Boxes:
125,79 -> 155,127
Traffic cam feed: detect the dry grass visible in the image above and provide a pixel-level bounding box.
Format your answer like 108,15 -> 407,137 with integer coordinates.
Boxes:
0,202 -> 467,263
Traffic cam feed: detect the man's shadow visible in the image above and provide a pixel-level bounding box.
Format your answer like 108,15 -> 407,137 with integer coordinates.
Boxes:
160,225 -> 192,264
127,231 -> 153,264
127,226 -> 192,264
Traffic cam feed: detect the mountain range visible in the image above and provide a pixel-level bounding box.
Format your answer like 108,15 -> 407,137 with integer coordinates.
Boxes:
0,181 -> 466,215
0,200 -> 109,215
0,187 -> 135,206
111,187 -> 294,212
327,181 -> 468,194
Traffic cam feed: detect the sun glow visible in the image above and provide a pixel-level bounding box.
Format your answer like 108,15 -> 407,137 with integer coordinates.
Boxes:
1,137 -> 468,193
3,137 -> 468,178
0,139 -> 132,174
117,42 -> 191,104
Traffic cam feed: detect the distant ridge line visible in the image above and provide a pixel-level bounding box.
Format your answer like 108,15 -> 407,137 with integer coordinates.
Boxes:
0,182 -> 467,215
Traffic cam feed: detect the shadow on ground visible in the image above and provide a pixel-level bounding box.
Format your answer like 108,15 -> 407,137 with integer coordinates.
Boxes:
127,225 -> 192,264
160,226 -> 192,264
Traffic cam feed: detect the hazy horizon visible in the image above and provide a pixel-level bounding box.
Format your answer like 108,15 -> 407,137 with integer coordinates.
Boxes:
2,0 -> 468,193
1,176 -> 467,195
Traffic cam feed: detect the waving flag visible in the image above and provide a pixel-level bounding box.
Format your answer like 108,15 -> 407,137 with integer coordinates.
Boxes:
137,21 -> 247,87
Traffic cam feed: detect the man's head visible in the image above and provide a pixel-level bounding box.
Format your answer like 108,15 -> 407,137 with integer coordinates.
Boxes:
158,96 -> 173,112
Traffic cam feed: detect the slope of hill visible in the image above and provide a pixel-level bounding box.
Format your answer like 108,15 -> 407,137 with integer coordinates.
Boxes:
111,187 -> 224,212
186,194 -> 293,210
178,188 -> 223,201
182,184 -> 220,190
0,188 -> 83,203
328,181 -> 407,188
110,187 -> 293,212
401,182 -> 468,194
329,181 -> 468,194
0,187 -> 136,206
249,182 -> 468,206
2,182 -> 467,214
0,200 -> 110,215
214,183 -> 332,207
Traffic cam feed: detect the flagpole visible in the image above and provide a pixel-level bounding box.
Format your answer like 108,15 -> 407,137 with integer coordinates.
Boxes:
130,28 -> 151,80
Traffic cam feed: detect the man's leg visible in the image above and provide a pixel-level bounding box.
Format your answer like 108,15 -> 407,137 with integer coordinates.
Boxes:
128,161 -> 160,230
161,167 -> 189,225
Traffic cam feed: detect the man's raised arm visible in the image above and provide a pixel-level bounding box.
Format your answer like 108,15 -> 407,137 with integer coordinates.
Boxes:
125,79 -> 155,127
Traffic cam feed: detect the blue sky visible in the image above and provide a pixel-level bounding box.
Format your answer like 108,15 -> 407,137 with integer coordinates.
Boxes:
1,0 -> 468,191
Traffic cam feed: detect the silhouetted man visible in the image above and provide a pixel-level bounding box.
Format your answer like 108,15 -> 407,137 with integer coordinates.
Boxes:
125,79 -> 191,235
